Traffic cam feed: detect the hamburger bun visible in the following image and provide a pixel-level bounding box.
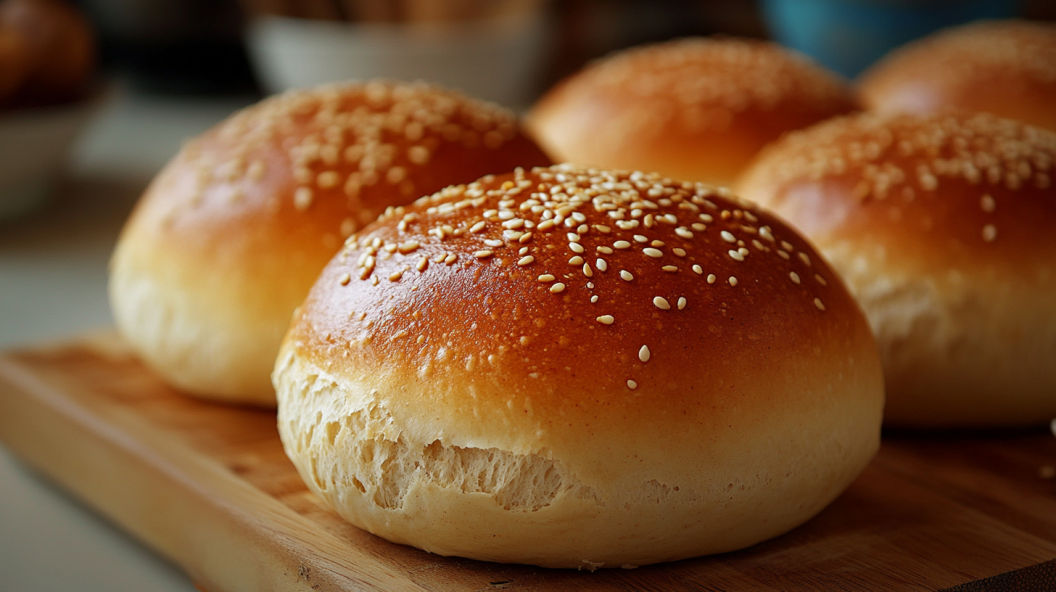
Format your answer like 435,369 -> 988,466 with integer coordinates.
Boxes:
737,111 -> 1056,428
110,81 -> 552,406
858,20 -> 1056,131
273,164 -> 884,568
527,38 -> 860,186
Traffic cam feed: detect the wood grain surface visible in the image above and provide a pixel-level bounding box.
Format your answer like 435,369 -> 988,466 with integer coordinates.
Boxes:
1,334 -> 1054,591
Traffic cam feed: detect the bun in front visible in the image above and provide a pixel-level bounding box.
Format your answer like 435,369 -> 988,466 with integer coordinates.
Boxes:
858,20 -> 1056,131
528,38 -> 860,186
737,111 -> 1056,427
109,81 -> 552,405
274,164 -> 883,568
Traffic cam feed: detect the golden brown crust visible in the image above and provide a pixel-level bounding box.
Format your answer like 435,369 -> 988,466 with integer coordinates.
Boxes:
737,111 -> 1056,426
277,165 -> 884,566
858,20 -> 1056,131
110,81 -> 552,404
527,38 -> 859,186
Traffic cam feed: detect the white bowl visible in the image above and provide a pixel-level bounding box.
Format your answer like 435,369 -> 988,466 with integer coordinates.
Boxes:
245,12 -> 551,109
0,98 -> 101,220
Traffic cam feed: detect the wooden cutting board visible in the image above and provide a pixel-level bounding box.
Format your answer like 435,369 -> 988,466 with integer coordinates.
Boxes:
1,334 -> 1055,592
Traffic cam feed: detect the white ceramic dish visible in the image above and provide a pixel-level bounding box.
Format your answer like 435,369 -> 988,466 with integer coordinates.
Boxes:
0,97 -> 102,221
245,12 -> 551,109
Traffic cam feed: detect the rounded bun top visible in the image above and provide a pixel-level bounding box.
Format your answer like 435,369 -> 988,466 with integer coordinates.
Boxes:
528,38 -> 859,186
858,20 -> 1056,131
285,164 -> 880,481
737,111 -> 1056,273
112,80 -> 550,403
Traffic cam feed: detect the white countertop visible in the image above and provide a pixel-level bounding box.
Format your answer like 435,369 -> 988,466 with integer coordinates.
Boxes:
0,88 -> 256,592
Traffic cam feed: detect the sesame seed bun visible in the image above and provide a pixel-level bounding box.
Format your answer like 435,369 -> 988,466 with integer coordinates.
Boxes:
109,81 -> 552,406
526,38 -> 860,187
273,164 -> 883,568
737,111 -> 1056,428
858,20 -> 1056,132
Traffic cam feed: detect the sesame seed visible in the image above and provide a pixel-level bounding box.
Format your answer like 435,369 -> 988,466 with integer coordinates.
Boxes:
620,270 -> 634,281
518,256 -> 535,266
662,265 -> 678,272
729,276 -> 738,286
691,265 -> 702,275
594,225 -> 611,233
982,224 -> 997,242
475,250 -> 493,259
614,240 -> 631,249
389,270 -> 403,282
590,295 -> 599,303
980,194 -> 996,213
417,257 -> 428,271
538,274 -> 555,282
294,187 -> 313,210
643,248 -> 663,258
633,234 -> 648,243
814,297 -> 826,311
707,274 -> 716,284
583,263 -> 594,277
550,283 -> 566,293
597,315 -> 614,325
790,272 -> 801,284
569,242 -> 585,254
338,273 -> 351,285
597,246 -> 613,254
470,221 -> 486,233
728,249 -> 744,262
538,219 -> 556,231
569,256 -> 584,265
397,241 -> 420,253
672,248 -> 686,257
692,223 -> 706,231
798,252 -> 812,266
815,274 -> 827,286
639,345 -> 651,362
567,232 -> 580,242
444,254 -> 457,265
675,227 -> 693,239
653,297 -> 671,310
651,240 -> 665,247
596,258 -> 608,272
519,232 -> 533,243
720,231 -> 736,243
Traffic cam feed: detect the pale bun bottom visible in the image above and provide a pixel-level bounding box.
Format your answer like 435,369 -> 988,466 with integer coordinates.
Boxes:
273,346 -> 881,569
824,241 -> 1056,427
109,261 -> 281,407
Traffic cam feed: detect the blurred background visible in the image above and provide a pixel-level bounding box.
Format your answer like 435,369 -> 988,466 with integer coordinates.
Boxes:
0,0 -> 1053,590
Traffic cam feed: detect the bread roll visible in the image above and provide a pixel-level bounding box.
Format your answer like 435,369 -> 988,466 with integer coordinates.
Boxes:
274,164 -> 884,568
0,0 -> 94,106
527,38 -> 860,186
858,20 -> 1056,131
110,81 -> 552,405
737,111 -> 1056,427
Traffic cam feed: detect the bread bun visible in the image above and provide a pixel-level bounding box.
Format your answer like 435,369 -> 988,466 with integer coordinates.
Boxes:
110,81 -> 552,406
858,20 -> 1056,131
737,111 -> 1056,428
0,0 -> 94,106
527,38 -> 860,186
274,164 -> 883,568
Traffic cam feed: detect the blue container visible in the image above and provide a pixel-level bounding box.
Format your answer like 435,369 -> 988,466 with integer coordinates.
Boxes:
762,0 -> 1019,78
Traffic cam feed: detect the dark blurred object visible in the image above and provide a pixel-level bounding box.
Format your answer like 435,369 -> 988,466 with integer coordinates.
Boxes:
762,0 -> 1020,78
81,0 -> 257,95
546,0 -> 766,85
0,0 -> 95,107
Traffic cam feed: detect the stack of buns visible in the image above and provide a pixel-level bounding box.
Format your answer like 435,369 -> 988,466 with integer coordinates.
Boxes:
108,18 -> 1055,570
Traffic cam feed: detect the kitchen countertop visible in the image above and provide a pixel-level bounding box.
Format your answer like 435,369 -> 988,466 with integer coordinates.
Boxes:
0,87 -> 256,592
